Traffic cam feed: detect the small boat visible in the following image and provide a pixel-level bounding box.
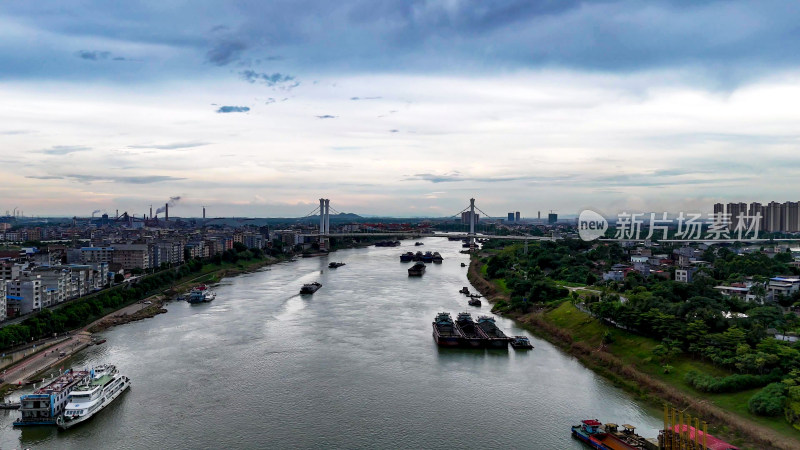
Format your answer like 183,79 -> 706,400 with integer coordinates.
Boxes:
300,282 -> 322,294
459,287 -> 470,295
93,339 -> 107,345
432,252 -> 443,264
328,262 -> 346,268
468,297 -> 481,307
415,242 -> 424,246
0,401 -> 20,410
460,262 -> 466,267
400,252 -> 414,262
422,252 -> 434,263
408,262 -> 426,276
510,336 -> 533,349
414,251 -> 424,261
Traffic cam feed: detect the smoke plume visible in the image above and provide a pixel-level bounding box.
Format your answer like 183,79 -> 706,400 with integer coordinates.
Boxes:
155,196 -> 182,214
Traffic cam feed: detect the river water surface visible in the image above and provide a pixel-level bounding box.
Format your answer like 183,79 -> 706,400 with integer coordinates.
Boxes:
0,237 -> 662,449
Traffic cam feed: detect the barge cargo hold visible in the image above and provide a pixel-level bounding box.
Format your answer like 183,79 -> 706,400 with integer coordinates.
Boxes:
454,312 -> 488,348
432,312 -> 463,347
475,316 -> 510,348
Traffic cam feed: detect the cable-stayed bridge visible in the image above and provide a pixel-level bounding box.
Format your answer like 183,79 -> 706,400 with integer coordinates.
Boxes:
301,198 -> 555,251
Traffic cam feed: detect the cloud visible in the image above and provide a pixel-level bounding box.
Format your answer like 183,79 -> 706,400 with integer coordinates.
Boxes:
389,129 -> 399,133
36,145 -> 91,155
216,106 -> 250,113
25,175 -> 65,180
350,96 -> 382,101
76,50 -> 111,60
129,142 -> 210,150
239,70 -> 295,87
316,115 -> 336,119
206,39 -> 247,66
60,174 -> 185,184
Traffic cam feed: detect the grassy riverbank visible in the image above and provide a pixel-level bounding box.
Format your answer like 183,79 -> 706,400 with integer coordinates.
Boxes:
467,257 -> 800,450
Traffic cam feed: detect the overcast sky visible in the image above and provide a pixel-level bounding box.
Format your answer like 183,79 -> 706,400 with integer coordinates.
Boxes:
2,0 -> 800,219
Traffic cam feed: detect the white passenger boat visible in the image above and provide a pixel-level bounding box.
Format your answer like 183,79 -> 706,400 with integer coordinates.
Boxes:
56,364 -> 130,429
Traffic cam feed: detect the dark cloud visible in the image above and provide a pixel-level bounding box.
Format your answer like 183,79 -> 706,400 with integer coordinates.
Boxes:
206,39 -> 247,66
389,129 -> 399,133
129,142 -> 210,150
36,145 -> 91,155
350,96 -> 382,101
239,70 -> 296,87
76,50 -> 111,60
316,115 -> 337,119
216,106 -> 250,113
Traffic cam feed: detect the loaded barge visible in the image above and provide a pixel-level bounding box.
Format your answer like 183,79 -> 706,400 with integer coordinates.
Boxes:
454,312 -> 488,348
572,416 -> 739,450
475,316 -> 511,348
432,312 -> 463,347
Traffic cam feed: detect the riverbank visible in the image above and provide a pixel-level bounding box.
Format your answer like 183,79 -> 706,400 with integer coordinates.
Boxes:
466,257 -> 800,450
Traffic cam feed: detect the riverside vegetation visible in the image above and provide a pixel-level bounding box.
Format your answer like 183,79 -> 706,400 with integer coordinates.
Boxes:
473,239 -> 800,448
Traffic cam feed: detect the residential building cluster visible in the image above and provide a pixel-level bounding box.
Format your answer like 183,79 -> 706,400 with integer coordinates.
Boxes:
713,201 -> 800,233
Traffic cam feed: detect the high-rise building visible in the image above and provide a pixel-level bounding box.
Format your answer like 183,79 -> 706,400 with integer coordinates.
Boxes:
767,201 -> 783,232
507,212 -> 514,222
713,203 -> 725,225
515,211 -> 520,222
784,202 -> 800,232
548,213 -> 558,224
461,211 -> 479,226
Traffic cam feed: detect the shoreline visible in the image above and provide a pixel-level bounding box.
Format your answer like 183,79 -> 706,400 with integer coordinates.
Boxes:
466,256 -> 799,450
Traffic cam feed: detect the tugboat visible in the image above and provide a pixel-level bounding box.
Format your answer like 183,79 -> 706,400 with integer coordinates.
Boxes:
432,252 -> 443,264
475,316 -> 510,348
400,252 -> 414,262
408,262 -> 426,276
432,312 -> 463,347
468,297 -> 481,307
300,282 -> 322,294
328,262 -> 346,268
510,336 -> 533,349
454,312 -> 487,348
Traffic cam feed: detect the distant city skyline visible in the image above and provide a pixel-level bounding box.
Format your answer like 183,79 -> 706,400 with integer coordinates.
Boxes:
3,1 -> 800,217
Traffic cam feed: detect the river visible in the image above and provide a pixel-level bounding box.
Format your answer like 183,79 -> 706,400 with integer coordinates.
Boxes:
0,237 -> 662,449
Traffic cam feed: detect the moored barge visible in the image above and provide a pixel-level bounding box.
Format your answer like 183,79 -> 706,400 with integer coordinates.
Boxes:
454,312 -> 488,348
432,312 -> 463,347
14,369 -> 91,426
475,316 -> 510,348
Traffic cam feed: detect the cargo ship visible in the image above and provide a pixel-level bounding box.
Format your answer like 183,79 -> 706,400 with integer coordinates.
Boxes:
408,262 -> 426,276
14,369 -> 91,426
475,316 -> 510,348
432,312 -> 463,346
300,282 -> 322,294
454,312 -> 487,348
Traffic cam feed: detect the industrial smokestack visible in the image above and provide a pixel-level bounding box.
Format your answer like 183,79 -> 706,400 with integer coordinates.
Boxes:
150,205 -> 153,219
165,203 -> 169,221
203,207 -> 206,219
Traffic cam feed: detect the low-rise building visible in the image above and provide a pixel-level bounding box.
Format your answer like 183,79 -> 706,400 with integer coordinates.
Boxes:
768,276 -> 800,300
112,244 -> 150,270
715,283 -> 759,303
7,274 -> 42,316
